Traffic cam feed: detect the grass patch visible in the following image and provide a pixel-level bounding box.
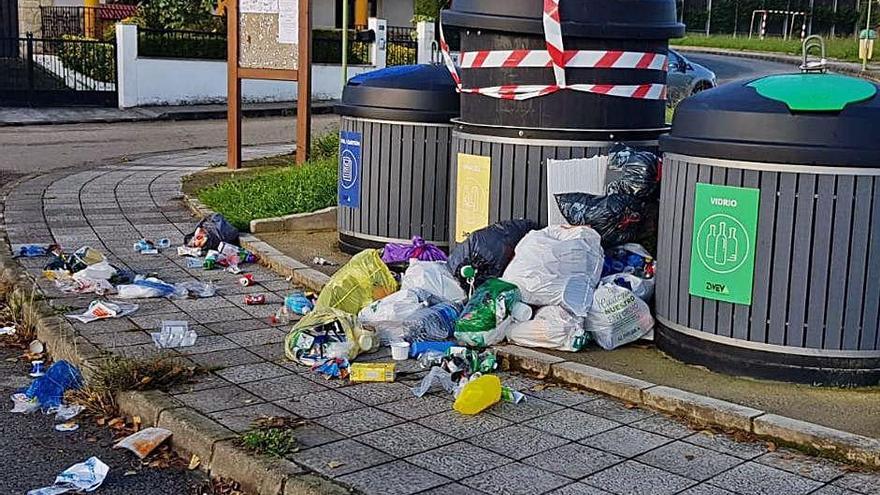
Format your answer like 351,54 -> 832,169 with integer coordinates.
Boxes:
238,416 -> 305,458
185,131 -> 341,232
68,355 -> 200,417
672,35 -> 862,63
196,157 -> 338,232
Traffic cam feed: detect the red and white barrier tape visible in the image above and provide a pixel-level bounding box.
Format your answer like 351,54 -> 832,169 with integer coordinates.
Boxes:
439,0 -> 668,101
461,83 -> 667,101
459,49 -> 668,71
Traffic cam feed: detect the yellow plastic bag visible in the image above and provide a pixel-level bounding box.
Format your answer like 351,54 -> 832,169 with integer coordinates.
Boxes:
316,249 -> 398,315
453,374 -> 502,415
284,307 -> 378,366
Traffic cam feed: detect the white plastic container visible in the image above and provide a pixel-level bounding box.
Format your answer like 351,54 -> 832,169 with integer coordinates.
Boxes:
391,341 -> 411,361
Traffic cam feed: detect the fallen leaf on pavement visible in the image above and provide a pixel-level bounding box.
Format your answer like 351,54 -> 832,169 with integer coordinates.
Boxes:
188,454 -> 201,470
767,442 -> 777,452
327,461 -> 345,469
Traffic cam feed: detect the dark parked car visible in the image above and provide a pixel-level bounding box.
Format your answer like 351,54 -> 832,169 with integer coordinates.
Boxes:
667,49 -> 717,106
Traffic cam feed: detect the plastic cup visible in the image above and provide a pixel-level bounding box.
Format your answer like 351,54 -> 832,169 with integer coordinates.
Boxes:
510,302 -> 533,322
390,342 -> 410,361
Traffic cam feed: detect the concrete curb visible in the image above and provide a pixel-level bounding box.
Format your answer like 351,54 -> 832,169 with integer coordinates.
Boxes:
178,170 -> 880,470
674,45 -> 880,84
0,178 -> 353,495
250,206 -> 337,234
0,101 -> 336,128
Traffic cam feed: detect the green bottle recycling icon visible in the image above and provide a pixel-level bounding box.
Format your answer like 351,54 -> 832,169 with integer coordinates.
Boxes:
704,220 -> 740,267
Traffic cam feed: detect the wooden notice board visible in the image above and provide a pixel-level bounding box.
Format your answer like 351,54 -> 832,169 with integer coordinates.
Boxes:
227,0 -> 312,168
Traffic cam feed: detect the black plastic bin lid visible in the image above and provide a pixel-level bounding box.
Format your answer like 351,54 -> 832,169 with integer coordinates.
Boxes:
336,64 -> 460,123
442,0 -> 684,39
662,73 -> 880,167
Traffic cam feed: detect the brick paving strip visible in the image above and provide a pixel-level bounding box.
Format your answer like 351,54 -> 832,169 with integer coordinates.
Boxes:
1,145 -> 878,495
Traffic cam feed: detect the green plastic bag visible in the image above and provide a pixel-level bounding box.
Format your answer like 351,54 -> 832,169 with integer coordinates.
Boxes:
285,307 -> 378,366
454,278 -> 521,347
315,249 -> 398,315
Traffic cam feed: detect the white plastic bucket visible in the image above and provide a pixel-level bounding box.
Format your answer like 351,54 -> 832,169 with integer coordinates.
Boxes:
391,341 -> 410,361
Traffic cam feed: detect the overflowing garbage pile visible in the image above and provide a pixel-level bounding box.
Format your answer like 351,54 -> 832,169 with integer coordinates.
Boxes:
283,144 -> 659,415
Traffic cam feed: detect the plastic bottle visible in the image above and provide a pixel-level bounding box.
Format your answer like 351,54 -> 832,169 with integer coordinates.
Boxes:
403,301 -> 462,342
453,374 -> 502,415
203,250 -> 219,270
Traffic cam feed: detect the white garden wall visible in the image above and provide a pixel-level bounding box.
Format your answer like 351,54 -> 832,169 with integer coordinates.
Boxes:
116,23 -> 383,108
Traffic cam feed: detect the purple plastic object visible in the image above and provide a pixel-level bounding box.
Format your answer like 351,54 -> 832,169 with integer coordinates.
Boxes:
382,236 -> 447,264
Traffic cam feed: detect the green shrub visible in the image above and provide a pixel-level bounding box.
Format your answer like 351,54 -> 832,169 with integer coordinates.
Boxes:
197,157 -> 338,231
57,35 -> 116,83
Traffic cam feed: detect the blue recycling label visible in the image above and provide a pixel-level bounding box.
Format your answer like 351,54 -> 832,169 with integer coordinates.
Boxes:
338,131 -> 362,208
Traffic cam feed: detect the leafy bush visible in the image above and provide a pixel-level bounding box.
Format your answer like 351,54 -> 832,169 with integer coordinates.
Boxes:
132,0 -> 224,31
57,35 -> 116,82
197,157 -> 339,231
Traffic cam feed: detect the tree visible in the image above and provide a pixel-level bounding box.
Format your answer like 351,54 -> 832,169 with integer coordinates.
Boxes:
134,0 -> 224,31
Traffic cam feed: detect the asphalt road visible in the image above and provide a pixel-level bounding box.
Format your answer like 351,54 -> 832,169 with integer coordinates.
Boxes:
682,51 -> 795,85
0,113 -> 338,174
0,346 -> 211,494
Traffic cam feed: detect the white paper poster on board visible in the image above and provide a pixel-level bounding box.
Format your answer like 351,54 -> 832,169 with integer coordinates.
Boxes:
546,156 -> 609,225
241,0 -> 278,13
277,0 -> 299,44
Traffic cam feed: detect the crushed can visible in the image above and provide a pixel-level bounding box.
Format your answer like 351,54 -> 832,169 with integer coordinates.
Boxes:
244,294 -> 266,305
239,274 -> 255,286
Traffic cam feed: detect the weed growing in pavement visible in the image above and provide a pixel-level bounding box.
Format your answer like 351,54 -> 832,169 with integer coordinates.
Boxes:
69,355 -> 201,417
238,416 -> 306,458
0,282 -> 42,347
310,130 -> 340,160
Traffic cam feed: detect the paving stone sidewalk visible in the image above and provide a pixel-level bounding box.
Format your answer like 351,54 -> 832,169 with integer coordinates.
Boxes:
4,146 -> 879,495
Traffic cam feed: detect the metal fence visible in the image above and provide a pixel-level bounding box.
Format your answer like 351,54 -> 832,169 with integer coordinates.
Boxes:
40,5 -> 136,40
0,34 -> 117,106
679,0 -> 865,37
138,28 -> 227,59
386,25 -> 417,66
313,31 -> 373,64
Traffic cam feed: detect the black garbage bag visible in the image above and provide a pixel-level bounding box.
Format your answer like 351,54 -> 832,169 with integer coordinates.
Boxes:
555,143 -> 661,247
184,213 -> 240,251
605,143 -> 661,199
555,192 -> 654,247
447,219 -> 538,288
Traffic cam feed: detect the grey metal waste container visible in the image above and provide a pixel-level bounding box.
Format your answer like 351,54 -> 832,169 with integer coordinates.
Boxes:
336,65 -> 460,253
656,71 -> 880,386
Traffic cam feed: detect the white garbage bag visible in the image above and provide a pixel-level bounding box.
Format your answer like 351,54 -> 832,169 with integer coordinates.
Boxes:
586,282 -> 654,350
357,288 -> 435,345
401,260 -> 467,303
600,273 -> 655,302
501,225 -> 604,316
506,305 -> 588,352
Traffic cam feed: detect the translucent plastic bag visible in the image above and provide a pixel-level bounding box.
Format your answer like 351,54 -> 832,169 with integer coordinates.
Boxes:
358,288 -> 437,345
586,282 -> 654,350
402,301 -> 462,342
600,273 -> 655,302
454,278 -> 520,347
315,249 -> 398,315
501,225 -> 604,316
401,260 -> 466,303
285,308 -> 378,366
506,305 -> 588,352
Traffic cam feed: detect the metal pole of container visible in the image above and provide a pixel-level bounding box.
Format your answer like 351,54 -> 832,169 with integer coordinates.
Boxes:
865,0 -> 873,71
705,0 -> 712,35
342,0 -> 349,88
